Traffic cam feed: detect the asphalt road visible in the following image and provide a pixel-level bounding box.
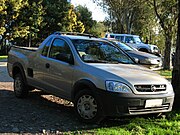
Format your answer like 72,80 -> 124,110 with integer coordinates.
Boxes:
0,60 -> 13,95
0,60 -> 13,82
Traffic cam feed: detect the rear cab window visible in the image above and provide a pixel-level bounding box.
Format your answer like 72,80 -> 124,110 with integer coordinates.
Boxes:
41,38 -> 52,57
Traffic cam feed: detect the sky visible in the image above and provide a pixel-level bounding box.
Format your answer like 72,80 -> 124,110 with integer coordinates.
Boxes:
71,0 -> 108,22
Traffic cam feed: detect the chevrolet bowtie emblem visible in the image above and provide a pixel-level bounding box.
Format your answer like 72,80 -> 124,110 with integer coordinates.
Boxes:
151,85 -> 157,92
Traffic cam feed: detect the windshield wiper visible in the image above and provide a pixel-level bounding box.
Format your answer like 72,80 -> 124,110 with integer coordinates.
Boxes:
84,59 -> 108,63
84,59 -> 120,64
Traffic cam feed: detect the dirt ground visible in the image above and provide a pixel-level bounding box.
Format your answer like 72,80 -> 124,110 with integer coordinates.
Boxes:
0,60 -> 104,134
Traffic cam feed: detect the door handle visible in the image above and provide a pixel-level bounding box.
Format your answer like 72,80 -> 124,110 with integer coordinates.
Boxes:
45,63 -> 50,68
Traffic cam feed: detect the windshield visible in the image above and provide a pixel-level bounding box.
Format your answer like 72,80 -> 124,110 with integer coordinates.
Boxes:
71,39 -> 134,64
115,42 -> 134,51
134,36 -> 142,44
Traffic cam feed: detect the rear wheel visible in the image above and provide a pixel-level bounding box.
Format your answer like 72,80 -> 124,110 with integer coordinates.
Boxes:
14,73 -> 29,98
74,89 -> 104,123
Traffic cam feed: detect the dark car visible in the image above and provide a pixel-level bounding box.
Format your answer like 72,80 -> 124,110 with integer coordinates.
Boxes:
114,41 -> 162,70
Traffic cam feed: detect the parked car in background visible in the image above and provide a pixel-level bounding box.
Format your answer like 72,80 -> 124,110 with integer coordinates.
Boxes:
105,33 -> 161,56
114,41 -> 162,70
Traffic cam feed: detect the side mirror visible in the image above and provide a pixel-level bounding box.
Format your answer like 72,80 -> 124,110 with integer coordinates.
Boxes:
82,54 -> 93,61
133,57 -> 139,64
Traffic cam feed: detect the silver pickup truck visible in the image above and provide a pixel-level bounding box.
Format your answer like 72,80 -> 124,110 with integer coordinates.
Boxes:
7,32 -> 174,123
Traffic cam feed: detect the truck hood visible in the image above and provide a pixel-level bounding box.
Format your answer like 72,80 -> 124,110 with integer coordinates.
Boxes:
89,63 -> 168,85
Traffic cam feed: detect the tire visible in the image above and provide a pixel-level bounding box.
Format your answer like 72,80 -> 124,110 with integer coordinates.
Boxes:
14,73 -> 29,98
74,89 -> 104,124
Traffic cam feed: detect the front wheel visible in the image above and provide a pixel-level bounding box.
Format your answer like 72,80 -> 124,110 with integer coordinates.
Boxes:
74,89 -> 104,123
14,73 -> 29,98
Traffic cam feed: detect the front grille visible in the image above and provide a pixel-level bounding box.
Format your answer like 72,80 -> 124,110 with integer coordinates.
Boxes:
129,104 -> 169,114
134,84 -> 166,92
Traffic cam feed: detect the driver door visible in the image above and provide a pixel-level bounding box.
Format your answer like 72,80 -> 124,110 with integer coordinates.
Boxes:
42,38 -> 74,99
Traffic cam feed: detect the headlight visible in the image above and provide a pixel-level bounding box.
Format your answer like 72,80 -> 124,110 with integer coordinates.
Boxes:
141,58 -> 159,65
106,81 -> 132,93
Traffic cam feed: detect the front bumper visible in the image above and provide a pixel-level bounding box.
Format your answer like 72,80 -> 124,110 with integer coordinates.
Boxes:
95,89 -> 174,117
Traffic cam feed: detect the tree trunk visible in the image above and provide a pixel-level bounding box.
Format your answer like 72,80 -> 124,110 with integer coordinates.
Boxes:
163,34 -> 172,70
172,0 -> 180,108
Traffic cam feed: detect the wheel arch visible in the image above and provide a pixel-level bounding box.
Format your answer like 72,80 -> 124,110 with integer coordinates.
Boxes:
12,62 -> 27,82
71,79 -> 97,101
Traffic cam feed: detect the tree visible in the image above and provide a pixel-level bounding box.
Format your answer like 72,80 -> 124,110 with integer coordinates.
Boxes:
75,5 -> 96,33
0,0 -> 7,35
40,0 -> 70,37
0,0 -> 28,54
64,5 -> 85,33
0,0 -> 28,37
14,0 -> 44,46
90,22 -> 107,37
148,0 -> 178,70
172,0 -> 180,108
95,0 -> 154,34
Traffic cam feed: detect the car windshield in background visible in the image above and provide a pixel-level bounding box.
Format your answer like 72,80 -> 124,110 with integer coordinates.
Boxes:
116,42 -> 134,51
71,39 -> 134,64
134,37 -> 142,44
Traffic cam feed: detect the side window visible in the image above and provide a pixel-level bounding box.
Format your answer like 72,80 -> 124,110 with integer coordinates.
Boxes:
106,34 -> 114,38
115,36 -> 124,42
120,36 -> 124,42
41,38 -> 52,57
125,36 -> 134,43
49,38 -> 72,63
110,35 -> 115,38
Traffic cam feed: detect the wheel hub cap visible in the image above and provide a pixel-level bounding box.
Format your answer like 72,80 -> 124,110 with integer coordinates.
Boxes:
77,95 -> 97,120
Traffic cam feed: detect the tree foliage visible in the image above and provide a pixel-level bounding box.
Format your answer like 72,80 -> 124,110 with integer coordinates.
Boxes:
95,0 -> 153,34
75,5 -> 96,33
14,0 -> 44,46
41,0 -> 70,36
147,0 -> 178,69
64,5 -> 85,33
0,0 -> 90,48
0,0 -> 28,38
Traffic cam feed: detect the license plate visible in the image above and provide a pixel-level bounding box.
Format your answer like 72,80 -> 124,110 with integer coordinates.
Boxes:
145,99 -> 163,108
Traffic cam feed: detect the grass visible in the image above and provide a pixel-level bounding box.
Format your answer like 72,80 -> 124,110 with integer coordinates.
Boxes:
95,116 -> 180,135
0,55 -> 7,60
156,70 -> 172,79
66,112 -> 180,134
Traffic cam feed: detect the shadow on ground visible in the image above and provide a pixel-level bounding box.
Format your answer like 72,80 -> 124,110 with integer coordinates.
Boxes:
0,88 -> 177,134
0,89 -> 134,134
